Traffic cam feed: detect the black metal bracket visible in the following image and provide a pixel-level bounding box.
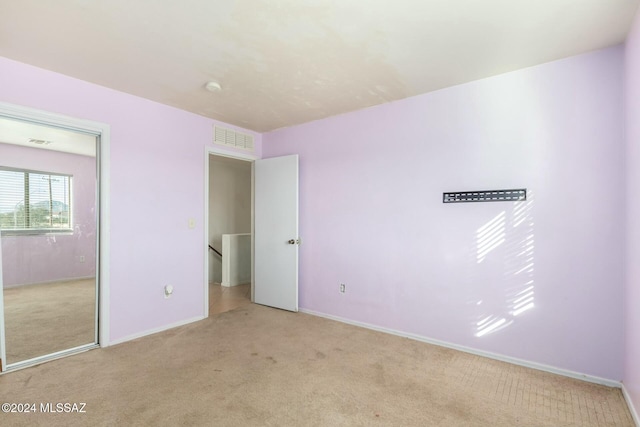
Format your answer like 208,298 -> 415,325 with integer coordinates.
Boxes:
443,189 -> 526,204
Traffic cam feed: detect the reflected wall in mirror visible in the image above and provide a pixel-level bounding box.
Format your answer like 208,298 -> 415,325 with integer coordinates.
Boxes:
0,116 -> 98,366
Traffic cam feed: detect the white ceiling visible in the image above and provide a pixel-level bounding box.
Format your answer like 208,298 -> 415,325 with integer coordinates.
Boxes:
0,117 -> 96,157
0,0 -> 637,133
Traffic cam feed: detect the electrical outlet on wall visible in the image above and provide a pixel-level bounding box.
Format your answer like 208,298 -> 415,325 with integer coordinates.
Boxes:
340,283 -> 346,293
164,285 -> 174,299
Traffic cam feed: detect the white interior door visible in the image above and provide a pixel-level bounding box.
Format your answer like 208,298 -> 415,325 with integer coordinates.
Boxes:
254,154 -> 299,312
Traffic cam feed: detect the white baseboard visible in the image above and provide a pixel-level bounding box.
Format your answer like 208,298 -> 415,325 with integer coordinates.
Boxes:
622,383 -> 640,426
1,344 -> 98,374
109,315 -> 205,346
4,275 -> 95,288
300,308 -> 621,389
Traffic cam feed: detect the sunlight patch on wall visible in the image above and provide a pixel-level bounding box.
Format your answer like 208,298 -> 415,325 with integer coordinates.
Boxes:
474,191 -> 535,337
476,316 -> 511,337
510,284 -> 534,316
476,211 -> 506,263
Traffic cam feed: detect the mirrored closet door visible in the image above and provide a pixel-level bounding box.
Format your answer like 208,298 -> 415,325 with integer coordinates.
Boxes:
0,115 -> 99,369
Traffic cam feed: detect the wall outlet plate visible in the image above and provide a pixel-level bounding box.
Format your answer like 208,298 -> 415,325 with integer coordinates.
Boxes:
164,285 -> 174,298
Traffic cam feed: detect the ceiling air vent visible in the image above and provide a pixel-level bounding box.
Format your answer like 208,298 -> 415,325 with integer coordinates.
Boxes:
213,125 -> 254,152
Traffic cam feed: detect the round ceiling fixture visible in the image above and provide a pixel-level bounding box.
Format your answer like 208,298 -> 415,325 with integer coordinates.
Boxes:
205,81 -> 222,92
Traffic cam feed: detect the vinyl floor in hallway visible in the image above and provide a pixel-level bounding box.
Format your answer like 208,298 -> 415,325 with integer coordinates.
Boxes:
209,282 -> 251,315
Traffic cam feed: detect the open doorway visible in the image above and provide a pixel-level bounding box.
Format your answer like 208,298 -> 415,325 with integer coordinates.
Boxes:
207,154 -> 252,316
204,149 -> 299,317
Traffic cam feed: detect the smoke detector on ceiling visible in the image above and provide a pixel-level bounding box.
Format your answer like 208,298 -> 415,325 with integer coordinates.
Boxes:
205,81 -> 222,92
29,138 -> 52,145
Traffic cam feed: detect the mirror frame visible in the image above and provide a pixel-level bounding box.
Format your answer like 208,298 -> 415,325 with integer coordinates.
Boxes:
0,102 -> 111,371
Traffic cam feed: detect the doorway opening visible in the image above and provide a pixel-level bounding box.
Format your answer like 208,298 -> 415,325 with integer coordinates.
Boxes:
206,152 -> 253,317
204,149 -> 299,317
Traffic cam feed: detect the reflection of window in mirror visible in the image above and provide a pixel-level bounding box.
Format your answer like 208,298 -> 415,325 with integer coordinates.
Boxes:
0,168 -> 72,234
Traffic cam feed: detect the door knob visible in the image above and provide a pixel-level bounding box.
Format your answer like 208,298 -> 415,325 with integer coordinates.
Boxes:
288,239 -> 300,245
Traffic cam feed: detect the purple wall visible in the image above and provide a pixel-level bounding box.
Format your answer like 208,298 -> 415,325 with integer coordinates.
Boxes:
0,56 -> 262,342
264,47 -> 625,381
0,40 -> 630,386
625,5 -> 640,416
0,143 -> 96,286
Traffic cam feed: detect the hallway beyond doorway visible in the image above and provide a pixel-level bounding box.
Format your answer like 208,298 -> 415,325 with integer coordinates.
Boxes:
209,282 -> 250,315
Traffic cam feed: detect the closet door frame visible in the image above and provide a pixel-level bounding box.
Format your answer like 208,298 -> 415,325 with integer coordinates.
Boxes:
0,102 -> 111,371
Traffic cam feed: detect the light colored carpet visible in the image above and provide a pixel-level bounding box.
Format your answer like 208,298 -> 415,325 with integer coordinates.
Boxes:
2,280 -> 240,366
3,279 -> 96,365
0,303 -> 633,426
